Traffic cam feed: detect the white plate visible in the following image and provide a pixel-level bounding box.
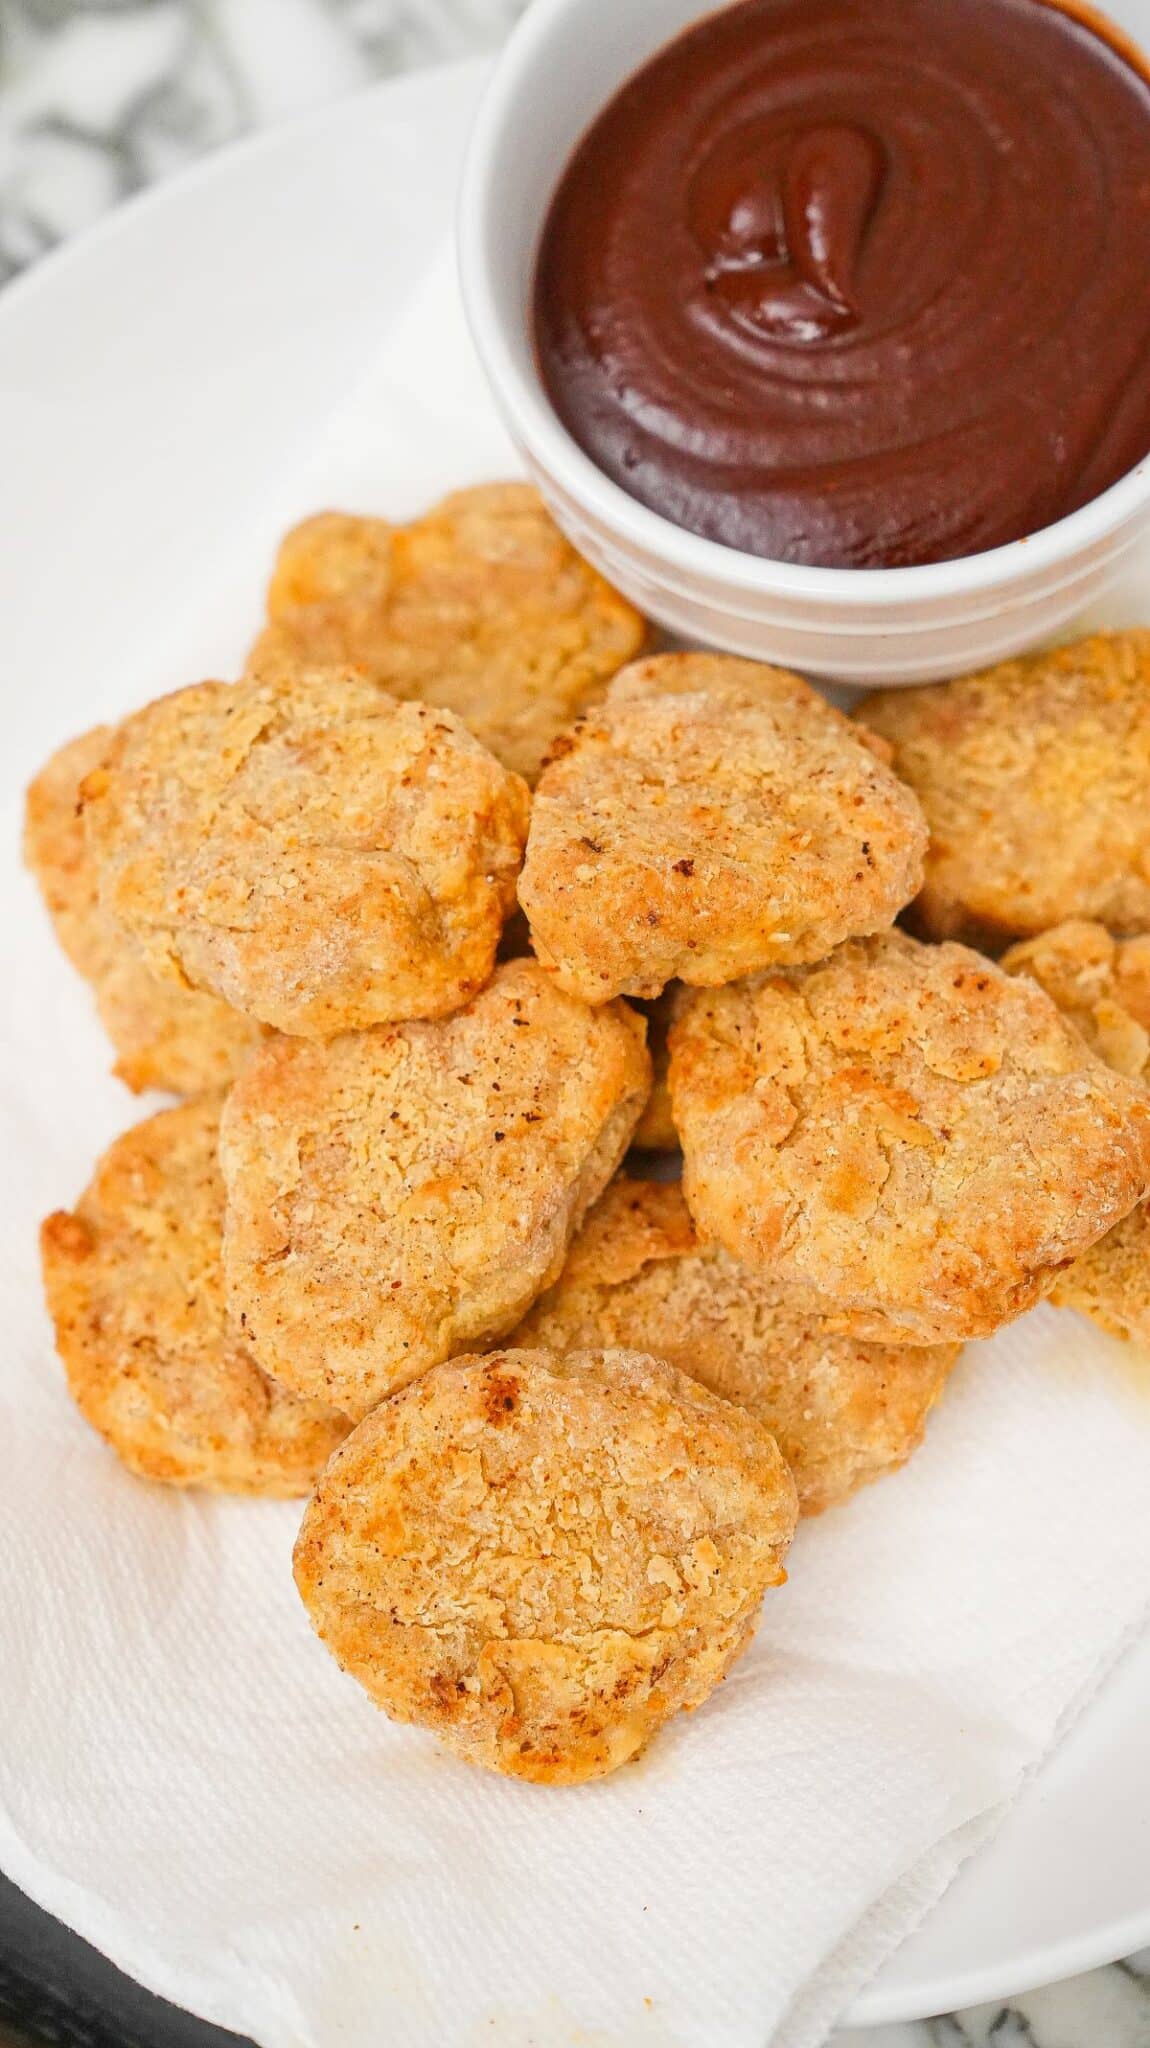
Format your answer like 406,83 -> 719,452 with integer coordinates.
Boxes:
2,55 -> 1150,2035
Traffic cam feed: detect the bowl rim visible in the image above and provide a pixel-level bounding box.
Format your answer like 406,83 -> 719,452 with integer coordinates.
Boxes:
458,0 -> 1150,609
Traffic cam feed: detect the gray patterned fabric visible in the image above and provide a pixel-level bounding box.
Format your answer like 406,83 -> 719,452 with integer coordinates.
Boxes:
0,0 -> 528,280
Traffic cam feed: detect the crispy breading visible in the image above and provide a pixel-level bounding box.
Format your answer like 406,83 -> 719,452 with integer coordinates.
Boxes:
858,632 -> 1150,948
39,1097 -> 348,1493
24,727 -> 117,983
513,1178 -> 960,1514
1050,1205 -> 1150,1346
23,726 -> 264,1094
220,961 -> 651,1417
1001,921 -> 1150,1343
81,667 -> 530,1039
670,932 -> 1150,1344
518,654 -> 927,1002
247,483 -> 646,782
293,1345 -> 797,1783
1002,921 -> 1150,1079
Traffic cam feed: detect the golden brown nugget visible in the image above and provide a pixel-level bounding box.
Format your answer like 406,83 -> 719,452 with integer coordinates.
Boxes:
518,654 -> 927,1003
293,1346 -> 797,1783
24,727 -> 116,984
220,961 -> 651,1417
40,1097 -> 348,1494
670,932 -> 1150,1344
82,667 -> 530,1039
858,632 -> 1150,948
629,989 -> 679,1152
23,727 -> 265,1094
1049,1205 -> 1150,1347
513,1178 -> 960,1514
1003,921 -> 1150,1080
248,483 -> 646,782
1001,923 -> 1150,1344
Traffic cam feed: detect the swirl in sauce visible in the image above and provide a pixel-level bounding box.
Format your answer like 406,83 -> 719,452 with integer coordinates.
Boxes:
534,0 -> 1150,569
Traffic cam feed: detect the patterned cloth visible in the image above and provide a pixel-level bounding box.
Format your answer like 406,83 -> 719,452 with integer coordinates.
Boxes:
0,0 -> 527,281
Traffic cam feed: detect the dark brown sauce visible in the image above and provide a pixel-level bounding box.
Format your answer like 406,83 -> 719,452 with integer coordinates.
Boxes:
534,0 -> 1150,569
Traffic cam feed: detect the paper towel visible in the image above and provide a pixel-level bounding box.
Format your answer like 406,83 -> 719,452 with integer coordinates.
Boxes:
5,245 -> 1150,2048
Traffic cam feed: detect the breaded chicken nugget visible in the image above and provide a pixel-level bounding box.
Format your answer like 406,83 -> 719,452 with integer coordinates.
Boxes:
629,989 -> 680,1152
670,932 -> 1150,1344
220,961 -> 651,1416
24,727 -> 265,1094
40,1097 -> 348,1493
1003,921 -> 1150,1079
25,727 -> 120,984
858,632 -> 1150,948
247,483 -> 646,782
518,654 -> 927,1003
293,1345 -> 797,1783
1049,1206 -> 1150,1347
1000,922 -> 1150,1344
81,667 -> 530,1039
513,1178 -> 960,1514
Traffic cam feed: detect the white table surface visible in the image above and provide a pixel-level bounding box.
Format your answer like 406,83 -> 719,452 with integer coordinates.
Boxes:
1,3 -> 1147,2044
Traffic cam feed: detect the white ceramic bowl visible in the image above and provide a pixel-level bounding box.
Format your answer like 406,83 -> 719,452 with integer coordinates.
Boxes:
459,0 -> 1150,685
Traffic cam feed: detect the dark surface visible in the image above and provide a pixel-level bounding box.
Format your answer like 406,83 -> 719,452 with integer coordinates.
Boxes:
0,1872 -> 249,2048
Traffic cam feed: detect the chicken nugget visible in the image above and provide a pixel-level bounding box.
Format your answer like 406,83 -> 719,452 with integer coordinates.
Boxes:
670,931 -> 1150,1344
220,960 -> 651,1417
25,726 -> 119,985
40,1096 -> 348,1493
858,632 -> 1150,948
1001,922 -> 1150,1343
1002,921 -> 1150,1079
293,1345 -> 797,1783
247,483 -> 646,782
518,654 -> 927,1003
24,727 -> 265,1094
81,667 -> 530,1039
513,1177 -> 959,1513
1049,1205 -> 1150,1347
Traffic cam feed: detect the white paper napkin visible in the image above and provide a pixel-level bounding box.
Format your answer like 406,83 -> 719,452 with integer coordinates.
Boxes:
5,245 -> 1150,2048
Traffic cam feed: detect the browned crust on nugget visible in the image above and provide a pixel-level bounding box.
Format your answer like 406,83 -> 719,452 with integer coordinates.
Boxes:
293,1345 -> 797,1782
1002,921 -> 1150,1344
858,632 -> 1150,948
24,726 -> 116,982
220,960 -> 652,1417
1050,1203 -> 1150,1345
40,1097 -> 348,1493
519,654 -> 927,1002
247,484 -> 646,782
669,932 -> 1150,1343
1002,921 -> 1150,1080
24,726 -> 265,1093
513,1177 -> 959,1513
81,667 -> 530,1039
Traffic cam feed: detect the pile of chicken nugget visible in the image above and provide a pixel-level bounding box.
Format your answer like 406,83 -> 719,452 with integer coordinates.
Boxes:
26,482 -> 1150,1785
